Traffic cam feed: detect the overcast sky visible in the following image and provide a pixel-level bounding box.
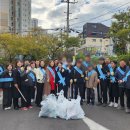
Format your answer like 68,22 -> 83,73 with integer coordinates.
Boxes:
32,0 -> 130,32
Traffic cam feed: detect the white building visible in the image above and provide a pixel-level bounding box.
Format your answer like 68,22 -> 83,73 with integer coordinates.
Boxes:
0,0 -> 31,35
77,23 -> 114,56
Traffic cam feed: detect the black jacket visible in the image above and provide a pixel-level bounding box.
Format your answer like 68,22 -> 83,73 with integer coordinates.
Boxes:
1,70 -> 14,88
71,66 -> 85,84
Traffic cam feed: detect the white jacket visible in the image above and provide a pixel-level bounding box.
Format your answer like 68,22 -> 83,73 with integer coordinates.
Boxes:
34,68 -> 46,83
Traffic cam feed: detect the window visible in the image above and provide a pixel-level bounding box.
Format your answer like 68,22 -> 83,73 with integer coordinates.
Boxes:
92,39 -> 96,42
92,25 -> 96,28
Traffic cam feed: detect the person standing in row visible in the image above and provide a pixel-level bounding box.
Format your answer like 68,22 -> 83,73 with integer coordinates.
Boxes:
82,53 -> 92,101
55,62 -> 67,97
108,61 -> 119,108
20,65 -> 35,110
116,60 -> 129,110
45,60 -> 56,95
35,60 -> 46,107
30,61 -> 37,102
0,64 -> 4,88
85,64 -> 98,105
71,60 -> 85,105
13,61 -> 22,110
96,57 -> 108,107
66,59 -> 73,99
1,64 -> 14,110
121,66 -> 130,113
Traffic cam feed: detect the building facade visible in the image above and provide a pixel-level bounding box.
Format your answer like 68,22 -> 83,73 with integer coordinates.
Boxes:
0,0 -> 31,35
77,23 -> 113,56
0,0 -> 9,33
31,18 -> 38,29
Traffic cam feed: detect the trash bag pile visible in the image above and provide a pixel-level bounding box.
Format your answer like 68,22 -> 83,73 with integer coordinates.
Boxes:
39,90 -> 85,120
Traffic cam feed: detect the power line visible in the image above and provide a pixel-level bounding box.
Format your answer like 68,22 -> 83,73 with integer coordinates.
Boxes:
70,1 -> 130,27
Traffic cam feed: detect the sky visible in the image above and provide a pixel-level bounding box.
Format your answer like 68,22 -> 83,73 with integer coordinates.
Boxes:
31,0 -> 130,33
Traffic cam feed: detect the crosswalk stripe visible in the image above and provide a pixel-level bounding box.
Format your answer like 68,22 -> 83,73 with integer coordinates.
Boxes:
83,117 -> 110,130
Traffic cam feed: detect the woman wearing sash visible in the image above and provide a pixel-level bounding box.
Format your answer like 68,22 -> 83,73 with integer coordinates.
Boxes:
1,64 -> 13,110
108,61 -> 119,108
35,60 -> 46,107
55,62 -> 67,97
20,65 -> 35,110
45,60 -> 56,95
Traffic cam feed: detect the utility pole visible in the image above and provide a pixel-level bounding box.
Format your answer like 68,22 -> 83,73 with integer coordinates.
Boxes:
62,0 -> 78,37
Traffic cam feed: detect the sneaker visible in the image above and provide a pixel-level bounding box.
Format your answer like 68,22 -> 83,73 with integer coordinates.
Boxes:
114,103 -> 118,108
96,102 -> 102,106
21,107 -> 28,111
108,102 -> 114,107
28,106 -> 33,109
117,106 -> 124,110
125,108 -> 130,113
102,103 -> 107,107
4,107 -> 11,110
31,99 -> 34,103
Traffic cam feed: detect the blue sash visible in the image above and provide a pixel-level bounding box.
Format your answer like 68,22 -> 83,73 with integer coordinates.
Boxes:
97,65 -> 106,80
55,66 -> 58,71
0,67 -> 4,75
87,70 -> 96,77
123,70 -> 130,82
117,67 -> 125,75
67,68 -> 71,73
83,61 -> 89,68
108,64 -> 116,83
62,64 -> 67,70
47,66 -> 55,79
40,67 -> 46,76
0,78 -> 13,82
74,66 -> 83,75
28,72 -> 35,82
57,71 -> 66,86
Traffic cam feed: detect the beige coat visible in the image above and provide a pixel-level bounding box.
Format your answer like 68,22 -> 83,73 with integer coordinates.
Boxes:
86,72 -> 98,88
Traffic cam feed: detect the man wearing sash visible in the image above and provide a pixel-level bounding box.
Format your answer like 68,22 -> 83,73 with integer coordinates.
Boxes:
121,68 -> 130,113
82,53 -> 91,101
116,60 -> 129,110
13,61 -> 23,110
71,60 -> 85,105
35,60 -> 46,107
95,57 -> 108,107
85,64 -> 98,105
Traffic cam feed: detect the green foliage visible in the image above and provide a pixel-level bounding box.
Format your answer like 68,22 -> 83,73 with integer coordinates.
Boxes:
0,33 -> 81,63
109,10 -> 130,55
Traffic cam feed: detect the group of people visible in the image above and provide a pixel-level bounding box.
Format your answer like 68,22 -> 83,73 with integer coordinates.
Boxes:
0,54 -> 130,114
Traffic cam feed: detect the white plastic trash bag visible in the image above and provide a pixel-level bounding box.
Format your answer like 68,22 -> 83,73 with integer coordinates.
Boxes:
39,91 -> 85,120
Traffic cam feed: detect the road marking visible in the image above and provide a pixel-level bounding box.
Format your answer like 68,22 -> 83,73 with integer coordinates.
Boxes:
83,117 -> 110,130
0,91 -> 3,105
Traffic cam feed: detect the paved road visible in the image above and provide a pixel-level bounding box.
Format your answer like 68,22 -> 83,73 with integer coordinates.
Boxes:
0,103 -> 130,130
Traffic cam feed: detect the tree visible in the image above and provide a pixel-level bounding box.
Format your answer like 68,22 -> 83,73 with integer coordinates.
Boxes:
109,9 -> 130,55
